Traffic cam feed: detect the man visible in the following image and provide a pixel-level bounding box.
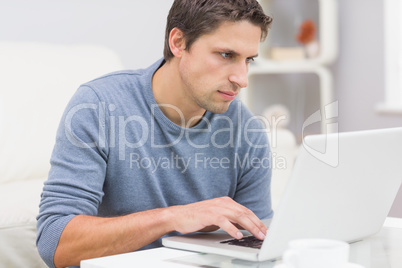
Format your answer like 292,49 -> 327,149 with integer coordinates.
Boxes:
37,0 -> 274,267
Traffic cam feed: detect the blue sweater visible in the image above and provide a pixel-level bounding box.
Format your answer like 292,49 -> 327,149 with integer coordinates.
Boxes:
36,59 -> 273,267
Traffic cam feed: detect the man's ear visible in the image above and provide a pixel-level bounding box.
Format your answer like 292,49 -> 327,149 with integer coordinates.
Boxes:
169,27 -> 186,58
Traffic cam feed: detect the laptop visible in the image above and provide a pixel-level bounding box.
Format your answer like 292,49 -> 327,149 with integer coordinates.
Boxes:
162,127 -> 402,262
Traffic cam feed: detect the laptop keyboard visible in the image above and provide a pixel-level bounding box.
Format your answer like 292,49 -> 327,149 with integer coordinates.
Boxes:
220,235 -> 263,249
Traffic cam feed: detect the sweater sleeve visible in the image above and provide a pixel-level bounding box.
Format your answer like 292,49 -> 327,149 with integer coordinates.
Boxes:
36,86 -> 108,268
233,110 -> 274,220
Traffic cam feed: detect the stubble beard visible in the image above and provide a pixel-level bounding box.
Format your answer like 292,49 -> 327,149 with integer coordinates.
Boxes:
192,86 -> 235,115
179,65 -> 237,115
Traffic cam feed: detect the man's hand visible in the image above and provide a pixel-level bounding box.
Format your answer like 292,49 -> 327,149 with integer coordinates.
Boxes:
168,197 -> 267,240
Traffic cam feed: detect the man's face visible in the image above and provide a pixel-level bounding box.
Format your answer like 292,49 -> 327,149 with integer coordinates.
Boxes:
178,20 -> 262,114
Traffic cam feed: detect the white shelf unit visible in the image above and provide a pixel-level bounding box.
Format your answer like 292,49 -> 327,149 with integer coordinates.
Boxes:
241,61 -> 334,134
242,0 -> 338,137
258,0 -> 338,65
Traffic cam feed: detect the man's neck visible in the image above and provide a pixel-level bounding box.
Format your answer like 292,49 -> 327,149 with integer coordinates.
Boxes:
152,59 -> 206,128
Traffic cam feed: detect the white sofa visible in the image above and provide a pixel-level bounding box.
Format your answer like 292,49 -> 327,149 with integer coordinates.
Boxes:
0,41 -> 298,267
0,41 -> 124,267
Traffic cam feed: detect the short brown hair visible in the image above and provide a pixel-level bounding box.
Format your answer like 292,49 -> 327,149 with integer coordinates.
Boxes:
163,0 -> 273,61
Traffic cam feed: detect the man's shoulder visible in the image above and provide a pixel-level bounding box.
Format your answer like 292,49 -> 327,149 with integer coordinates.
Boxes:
81,59 -> 164,91
82,69 -> 146,89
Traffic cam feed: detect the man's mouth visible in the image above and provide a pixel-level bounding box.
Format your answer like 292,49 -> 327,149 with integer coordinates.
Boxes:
218,90 -> 238,101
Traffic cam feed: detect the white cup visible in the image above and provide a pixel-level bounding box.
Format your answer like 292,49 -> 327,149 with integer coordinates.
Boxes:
281,239 -> 350,268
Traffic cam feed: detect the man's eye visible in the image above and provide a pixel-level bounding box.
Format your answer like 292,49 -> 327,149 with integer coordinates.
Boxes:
220,52 -> 232,59
246,57 -> 255,63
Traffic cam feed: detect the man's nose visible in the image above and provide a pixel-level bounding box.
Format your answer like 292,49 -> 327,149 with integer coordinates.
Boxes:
228,62 -> 249,88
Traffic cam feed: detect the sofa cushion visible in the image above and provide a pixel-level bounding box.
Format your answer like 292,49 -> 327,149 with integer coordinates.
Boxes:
0,178 -> 47,267
0,41 -> 124,184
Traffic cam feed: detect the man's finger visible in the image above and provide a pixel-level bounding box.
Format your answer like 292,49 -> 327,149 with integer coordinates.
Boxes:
217,217 -> 244,240
230,214 -> 266,240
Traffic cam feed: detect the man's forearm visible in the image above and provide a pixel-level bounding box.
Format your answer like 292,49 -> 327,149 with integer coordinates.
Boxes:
53,197 -> 268,267
54,207 -> 175,268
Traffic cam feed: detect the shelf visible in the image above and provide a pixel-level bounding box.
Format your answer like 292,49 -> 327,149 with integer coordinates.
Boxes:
248,60 -> 332,75
239,0 -> 338,137
258,0 -> 338,65
241,61 -> 334,134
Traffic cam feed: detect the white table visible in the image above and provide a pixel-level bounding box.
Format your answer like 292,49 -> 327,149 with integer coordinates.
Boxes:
81,217 -> 402,268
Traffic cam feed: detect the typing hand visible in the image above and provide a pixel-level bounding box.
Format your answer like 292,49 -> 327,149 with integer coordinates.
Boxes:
168,197 -> 267,240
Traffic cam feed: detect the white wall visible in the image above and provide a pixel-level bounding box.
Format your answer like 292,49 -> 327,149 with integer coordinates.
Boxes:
333,0 -> 402,132
1,0 -> 401,217
0,0 -> 174,69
